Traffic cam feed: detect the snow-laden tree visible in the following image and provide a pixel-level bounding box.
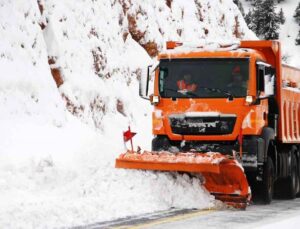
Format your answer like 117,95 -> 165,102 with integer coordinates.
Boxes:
296,30 -> 300,45
261,0 -> 281,39
294,2 -> 300,24
246,0 -> 281,40
242,0 -> 284,3
245,0 -> 262,36
279,8 -> 285,24
295,3 -> 300,45
244,10 -> 252,26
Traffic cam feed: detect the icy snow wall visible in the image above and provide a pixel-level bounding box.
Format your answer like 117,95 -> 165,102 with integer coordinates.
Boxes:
0,0 -> 255,228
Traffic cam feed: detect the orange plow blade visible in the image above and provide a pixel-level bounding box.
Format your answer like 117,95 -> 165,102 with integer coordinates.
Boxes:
116,150 -> 250,209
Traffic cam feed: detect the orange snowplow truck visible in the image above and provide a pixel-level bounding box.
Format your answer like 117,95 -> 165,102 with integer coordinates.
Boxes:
116,40 -> 300,208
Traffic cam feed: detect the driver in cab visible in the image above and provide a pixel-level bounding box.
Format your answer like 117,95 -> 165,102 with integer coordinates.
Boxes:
177,73 -> 197,92
227,66 -> 247,91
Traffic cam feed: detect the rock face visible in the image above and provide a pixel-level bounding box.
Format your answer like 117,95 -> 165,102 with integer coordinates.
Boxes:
34,0 -> 253,128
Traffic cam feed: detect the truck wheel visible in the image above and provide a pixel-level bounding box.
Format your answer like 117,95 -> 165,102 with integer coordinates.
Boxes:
286,153 -> 298,199
297,151 -> 300,197
297,166 -> 300,197
262,156 -> 274,204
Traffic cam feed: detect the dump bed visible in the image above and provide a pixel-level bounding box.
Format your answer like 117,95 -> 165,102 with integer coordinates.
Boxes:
240,41 -> 300,143
279,65 -> 300,143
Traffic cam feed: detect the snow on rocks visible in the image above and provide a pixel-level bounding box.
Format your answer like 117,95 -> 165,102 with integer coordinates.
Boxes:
0,0 -> 66,124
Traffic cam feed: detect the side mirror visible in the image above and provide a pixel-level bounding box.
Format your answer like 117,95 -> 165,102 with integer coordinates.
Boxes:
264,74 -> 275,96
139,61 -> 159,101
256,63 -> 276,99
139,65 -> 152,100
257,65 -> 265,94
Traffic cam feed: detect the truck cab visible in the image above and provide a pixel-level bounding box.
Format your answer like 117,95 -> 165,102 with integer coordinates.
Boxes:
147,41 -> 275,162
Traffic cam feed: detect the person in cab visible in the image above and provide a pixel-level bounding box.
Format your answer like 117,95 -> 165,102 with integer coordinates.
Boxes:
177,73 -> 197,92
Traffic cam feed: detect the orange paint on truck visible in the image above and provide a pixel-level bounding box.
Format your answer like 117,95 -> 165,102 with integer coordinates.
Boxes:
116,40 -> 300,207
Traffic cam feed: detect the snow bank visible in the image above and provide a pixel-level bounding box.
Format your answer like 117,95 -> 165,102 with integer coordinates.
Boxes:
0,0 -> 253,228
0,115 -> 214,228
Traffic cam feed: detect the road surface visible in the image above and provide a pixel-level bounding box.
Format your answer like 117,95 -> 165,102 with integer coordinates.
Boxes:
74,198 -> 300,229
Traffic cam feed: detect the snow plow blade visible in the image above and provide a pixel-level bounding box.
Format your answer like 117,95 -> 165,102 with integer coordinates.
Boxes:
116,150 -> 250,209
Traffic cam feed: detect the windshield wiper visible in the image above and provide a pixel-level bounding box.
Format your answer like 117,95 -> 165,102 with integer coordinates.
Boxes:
163,87 -> 234,100
184,90 -> 201,97
163,88 -> 199,97
200,87 -> 234,101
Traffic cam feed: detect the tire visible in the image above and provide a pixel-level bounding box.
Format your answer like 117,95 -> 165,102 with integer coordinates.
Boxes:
297,150 -> 300,197
262,156 -> 275,204
297,169 -> 300,197
286,153 -> 298,199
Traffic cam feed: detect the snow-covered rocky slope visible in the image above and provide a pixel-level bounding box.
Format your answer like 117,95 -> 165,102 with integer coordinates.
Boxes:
241,0 -> 300,67
0,0 -> 254,228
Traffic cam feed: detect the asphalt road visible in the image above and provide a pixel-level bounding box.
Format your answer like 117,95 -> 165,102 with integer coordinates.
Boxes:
74,198 -> 300,229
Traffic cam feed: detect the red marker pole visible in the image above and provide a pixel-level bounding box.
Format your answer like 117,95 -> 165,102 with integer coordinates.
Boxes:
128,126 -> 134,153
123,126 -> 136,153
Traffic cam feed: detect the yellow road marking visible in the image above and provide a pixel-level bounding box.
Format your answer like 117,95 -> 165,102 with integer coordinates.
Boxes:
112,208 -> 216,229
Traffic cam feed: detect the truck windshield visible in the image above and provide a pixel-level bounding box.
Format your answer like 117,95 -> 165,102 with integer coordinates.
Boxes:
159,58 -> 249,98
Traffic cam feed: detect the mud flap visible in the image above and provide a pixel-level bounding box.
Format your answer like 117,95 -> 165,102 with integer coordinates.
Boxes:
116,150 -> 250,209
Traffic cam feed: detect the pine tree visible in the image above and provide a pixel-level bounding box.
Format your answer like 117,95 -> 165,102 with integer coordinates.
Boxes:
296,30 -> 300,45
246,0 -> 281,40
233,0 -> 245,16
246,0 -> 264,37
278,8 -> 285,24
262,0 -> 281,39
294,2 -> 300,24
245,10 -> 252,26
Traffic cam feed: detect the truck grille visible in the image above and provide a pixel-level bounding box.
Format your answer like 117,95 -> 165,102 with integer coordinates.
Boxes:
169,115 -> 236,135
